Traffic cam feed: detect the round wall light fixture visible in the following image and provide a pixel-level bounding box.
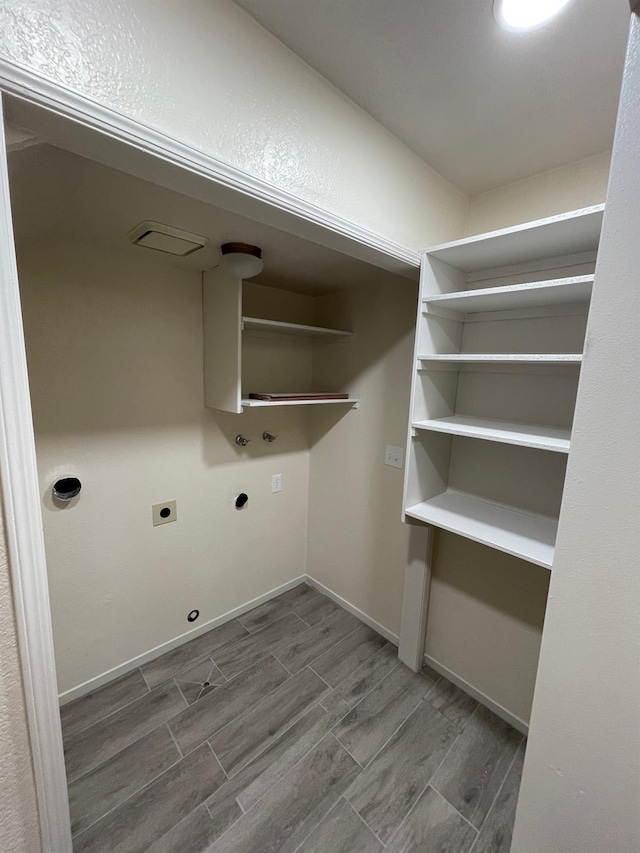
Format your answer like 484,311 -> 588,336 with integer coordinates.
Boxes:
493,0 -> 573,31
220,242 -> 263,279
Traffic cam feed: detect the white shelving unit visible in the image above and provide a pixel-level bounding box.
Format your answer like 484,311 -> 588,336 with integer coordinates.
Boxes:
203,266 -> 355,413
402,205 -> 604,572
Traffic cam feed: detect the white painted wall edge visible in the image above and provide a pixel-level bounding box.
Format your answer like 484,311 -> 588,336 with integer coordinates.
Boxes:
423,654 -> 529,736
59,575 -> 307,705
0,59 -> 420,278
0,96 -> 72,852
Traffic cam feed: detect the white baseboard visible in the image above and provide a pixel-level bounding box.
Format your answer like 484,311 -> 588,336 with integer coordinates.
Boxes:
59,575 -> 307,705
305,575 -> 399,647
60,573 -> 529,739
423,653 -> 529,736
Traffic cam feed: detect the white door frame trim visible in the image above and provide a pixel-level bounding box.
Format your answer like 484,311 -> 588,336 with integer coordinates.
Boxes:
0,94 -> 73,852
0,60 -> 418,851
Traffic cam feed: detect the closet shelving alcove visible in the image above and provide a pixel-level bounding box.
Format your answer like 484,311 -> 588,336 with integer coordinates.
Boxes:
203,265 -> 358,412
402,205 -> 604,570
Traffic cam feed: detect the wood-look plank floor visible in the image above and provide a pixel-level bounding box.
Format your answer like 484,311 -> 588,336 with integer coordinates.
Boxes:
62,583 -> 525,852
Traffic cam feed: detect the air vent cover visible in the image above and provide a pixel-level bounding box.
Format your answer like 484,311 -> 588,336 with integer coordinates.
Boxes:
128,221 -> 207,256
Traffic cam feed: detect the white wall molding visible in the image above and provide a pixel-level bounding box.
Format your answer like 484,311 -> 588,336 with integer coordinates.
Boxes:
0,59 -> 420,279
0,96 -> 72,852
59,576 -> 307,706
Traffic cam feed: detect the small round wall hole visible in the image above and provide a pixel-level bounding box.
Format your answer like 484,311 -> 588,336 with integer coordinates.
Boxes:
187,610 -> 199,623
235,492 -> 249,509
160,507 -> 171,519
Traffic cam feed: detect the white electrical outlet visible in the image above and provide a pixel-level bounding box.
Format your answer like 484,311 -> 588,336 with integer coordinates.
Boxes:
152,500 -> 177,526
384,445 -> 404,469
271,474 -> 282,493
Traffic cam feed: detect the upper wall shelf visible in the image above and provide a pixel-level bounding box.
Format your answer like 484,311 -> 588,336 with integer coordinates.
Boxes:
412,415 -> 570,453
242,317 -> 353,338
241,396 -> 359,409
423,275 -> 593,317
417,353 -> 583,365
405,490 -> 557,569
423,205 -> 604,272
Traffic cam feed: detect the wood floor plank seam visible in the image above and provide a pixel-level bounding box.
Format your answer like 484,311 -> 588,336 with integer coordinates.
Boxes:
431,785 -> 480,834
335,680 -> 428,771
207,741 -> 230,780
64,681 -> 189,784
326,653 -> 403,732
303,624 -> 383,685
428,703 -> 522,831
68,684 -> 190,780
341,796 -> 388,851
204,697 -> 335,815
321,647 -> 402,720
210,668 -> 331,777
328,731 -> 363,769
140,619 -> 250,691
467,734 -> 524,850
343,694 -> 468,845
385,784 -> 478,852
289,794 -> 379,853
306,665 -> 332,690
168,656 -> 292,757
62,667 -> 152,742
165,722 -> 183,759
195,665 -> 303,758
270,620 -> 368,680
211,708 -> 355,835
70,748 -> 184,840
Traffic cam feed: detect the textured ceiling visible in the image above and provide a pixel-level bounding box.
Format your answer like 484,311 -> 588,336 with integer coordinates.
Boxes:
233,0 -> 629,195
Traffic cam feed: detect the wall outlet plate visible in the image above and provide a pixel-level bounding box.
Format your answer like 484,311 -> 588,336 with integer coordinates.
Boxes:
384,445 -> 404,469
271,474 -> 282,493
152,500 -> 177,526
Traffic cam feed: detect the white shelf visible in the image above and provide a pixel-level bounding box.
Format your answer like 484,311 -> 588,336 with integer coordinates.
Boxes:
412,415 -> 570,453
423,205 -> 604,272
242,317 -> 353,338
423,275 -> 593,316
241,397 -> 359,408
405,490 -> 557,569
417,353 -> 582,364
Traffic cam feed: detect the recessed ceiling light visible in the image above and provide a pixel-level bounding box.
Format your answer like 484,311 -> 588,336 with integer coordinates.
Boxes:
493,0 -> 572,31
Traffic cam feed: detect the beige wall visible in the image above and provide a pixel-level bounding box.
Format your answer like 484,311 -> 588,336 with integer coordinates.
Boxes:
466,151 -> 611,236
0,504 -> 42,852
18,240 -> 315,695
307,279 -> 419,637
0,0 -> 467,252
